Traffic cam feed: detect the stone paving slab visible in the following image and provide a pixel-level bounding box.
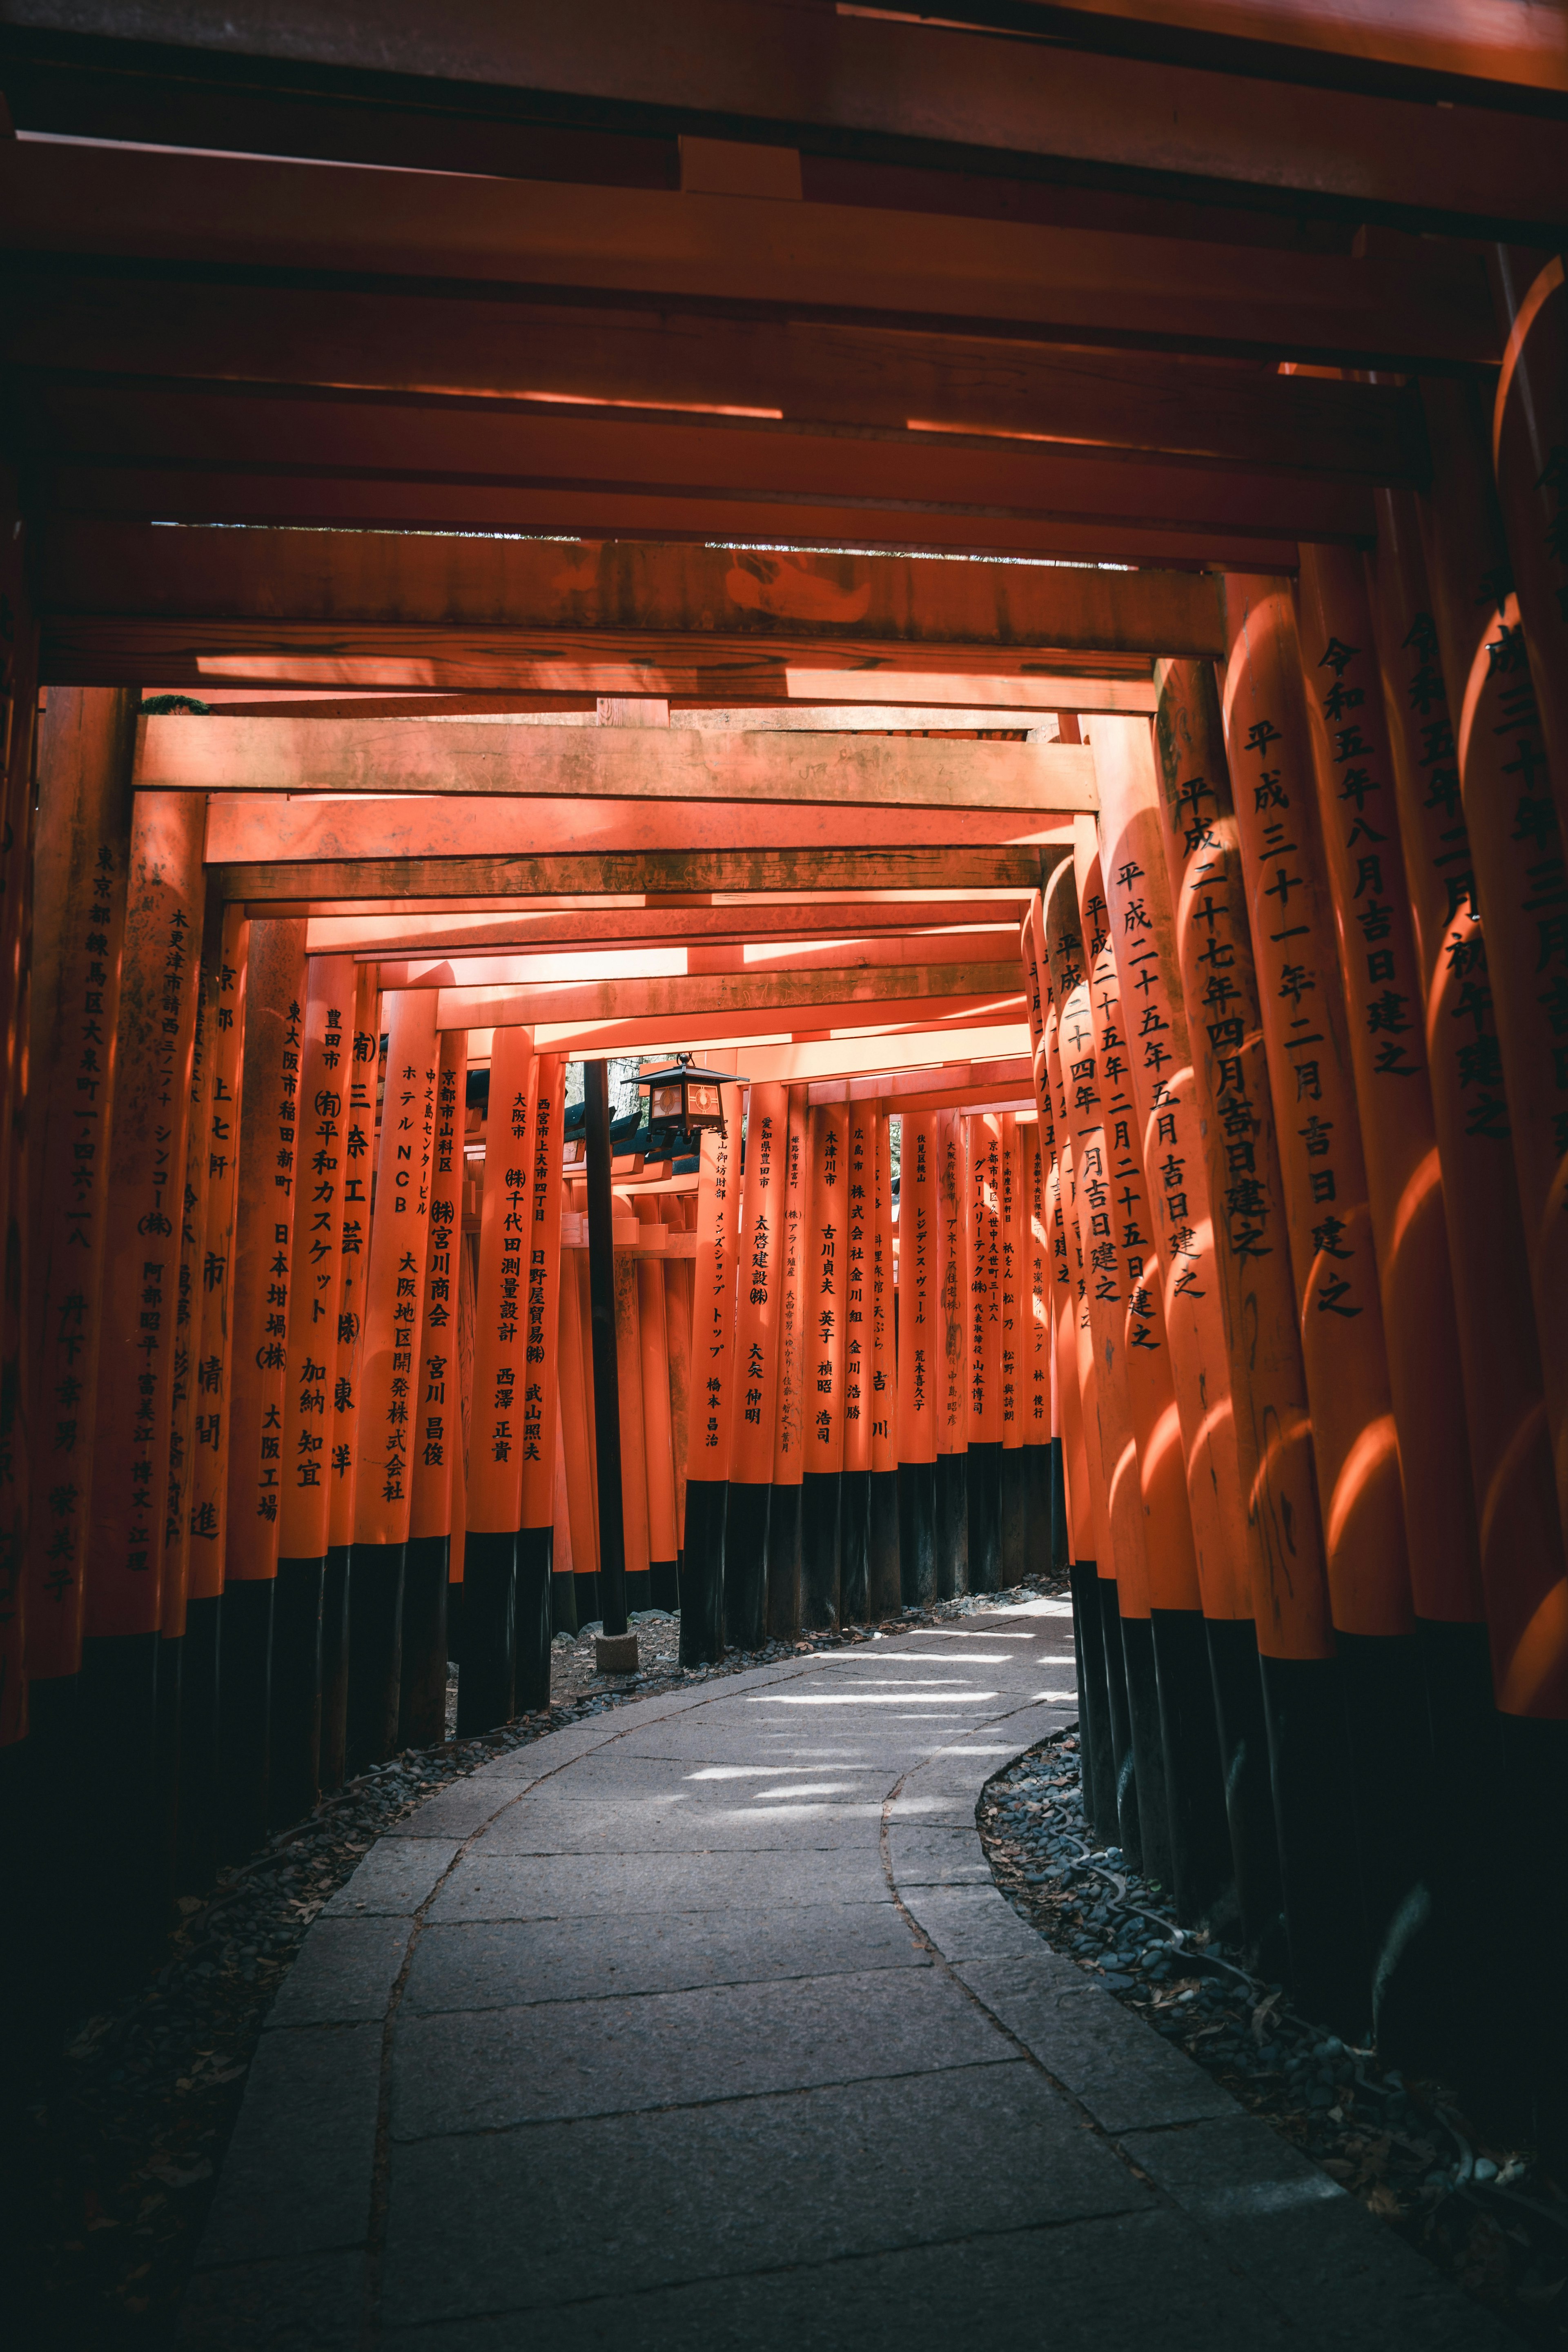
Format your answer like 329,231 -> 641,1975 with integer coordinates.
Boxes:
180,1614 -> 1509,2351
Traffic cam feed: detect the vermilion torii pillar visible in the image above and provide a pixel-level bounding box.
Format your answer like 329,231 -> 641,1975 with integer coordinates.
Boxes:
935,1106 -> 969,1599
614,1210 -> 653,1612
1022,1118 -> 1055,1578
683,1082 -> 742,1662
1156,654 -> 1364,2027
663,1187 -> 694,1612
1093,717 -> 1279,1945
322,964 -> 378,1788
1365,486 -> 1561,1743
870,1100 -> 902,1616
965,1112 -> 1004,1597
461,1028 -> 534,1729
1490,247 -> 1568,850
350,989 -> 438,1766
841,1100 -> 876,1624
556,1202 -> 599,1630
766,1085 -> 808,1639
635,1194 -> 678,1617
896,1108 -> 939,1607
517,1051 -> 566,1701
802,1102 -> 848,1632
999,1113 -> 1028,1586
163,930 -> 214,1860
270,954 -> 354,1825
727,1079 -> 785,1648
403,1025 -> 467,1744
223,917 -> 307,1856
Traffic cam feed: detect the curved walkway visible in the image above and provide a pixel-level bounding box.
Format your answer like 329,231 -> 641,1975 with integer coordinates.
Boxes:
180,1609 -> 1506,2351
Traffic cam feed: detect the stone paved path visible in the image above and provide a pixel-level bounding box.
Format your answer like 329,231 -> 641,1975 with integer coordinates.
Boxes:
180,1605 -> 1509,2350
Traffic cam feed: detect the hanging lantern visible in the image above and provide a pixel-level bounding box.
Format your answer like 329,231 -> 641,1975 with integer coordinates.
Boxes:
638,1052 -> 742,1138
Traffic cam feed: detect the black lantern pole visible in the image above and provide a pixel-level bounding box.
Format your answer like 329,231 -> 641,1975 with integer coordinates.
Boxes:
584,1060 -> 634,1663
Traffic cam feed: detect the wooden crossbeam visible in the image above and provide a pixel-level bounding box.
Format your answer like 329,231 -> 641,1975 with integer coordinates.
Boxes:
380,931 -> 1025,989
141,715 -> 1097,809
200,794 -> 1076,866
318,900 -> 1025,958
220,845 -> 1065,903
519,998 -> 1027,1053
703,1027 -> 1033,1083
438,962 -> 1023,1033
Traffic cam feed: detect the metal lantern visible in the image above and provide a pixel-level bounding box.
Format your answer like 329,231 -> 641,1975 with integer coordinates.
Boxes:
638,1052 -> 742,1138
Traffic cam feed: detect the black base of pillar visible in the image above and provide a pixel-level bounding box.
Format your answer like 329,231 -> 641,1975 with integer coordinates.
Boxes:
399,1535 -> 450,1750
840,1470 -> 871,1625
626,1567 -> 652,1613
176,1594 -> 222,1890
444,1577 -> 462,1670
1150,1608 -> 1232,1927
1025,1442 -> 1052,1579
1336,1628 -> 1438,2061
1204,1617 -> 1285,1969
155,1633 -> 183,1912
935,1451 -> 968,1599
1258,1650 -> 1371,2037
551,1570 -> 579,1638
270,1555 -> 324,1830
345,1541 -> 406,1773
723,1482 -> 771,1650
649,1557 -> 679,1612
18,1675 -> 84,2018
516,1528 -> 553,1714
966,1442 -> 1002,1593
765,1483 -> 802,1639
897,1459 -> 935,1607
1000,1446 -> 1029,1586
1120,1612 -> 1172,1891
800,1470 -> 842,1630
1049,1439 -> 1069,1573
1499,1712 -> 1568,2152
869,1469 -> 902,1617
319,1546 -> 350,1794
1412,1617 -> 1506,2092
458,1530 -> 516,1733
680,1479 -> 727,1663
1098,1578 -> 1141,1869
218,1583 -> 274,1864
1071,1561 -> 1116,1846
574,1571 -> 601,1628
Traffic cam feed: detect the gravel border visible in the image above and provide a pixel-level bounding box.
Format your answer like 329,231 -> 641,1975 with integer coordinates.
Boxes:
978,1733 -> 1568,2347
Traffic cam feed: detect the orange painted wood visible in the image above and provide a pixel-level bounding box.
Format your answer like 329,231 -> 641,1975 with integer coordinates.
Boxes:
1091,721 -> 1252,1620
557,1229 -> 600,1580
897,1111 -> 940,1470
223,918 -> 307,1580
1078,841 -> 1201,1613
688,1086 -> 744,1483
731,1082 -> 787,1489
353,989 -> 440,1544
24,691 -> 134,1677
1000,1113 -> 1023,1455
1152,660 -> 1332,1659
85,791 -> 205,1635
360,900 -> 1032,962
1417,388 -> 1568,1712
635,1200 -> 679,1566
1043,973 -> 1102,1565
662,1194 -> 694,1544
805,1105 -> 849,1477
843,1103 -> 877,1479
465,1027 -> 535,1536
1368,486 -> 1566,1699
872,1104 -> 897,1477
1023,1120 -> 1052,1450
161,923 -> 219,1638
1046,851 -> 1153,1619
386,930 -> 1029,993
614,1225 -> 653,1587
409,1028 -> 468,1543
144,714 -> 1096,811
1296,543 -> 1484,1626
502,996 -> 1027,1063
551,1409 -> 573,1578
967,1114 -> 1004,1451
186,913 -> 247,1600
221,845 -> 1056,906
936,1108 -> 968,1469
771,1087 -> 810,1494
1492,252 -> 1568,850
276,956 -> 356,1560
205,795 -> 1074,868
1221,575 -> 1415,1642
519,1056 -> 568,1535
328,965 -> 379,1546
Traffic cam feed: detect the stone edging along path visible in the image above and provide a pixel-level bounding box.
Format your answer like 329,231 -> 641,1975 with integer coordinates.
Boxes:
179,1617 -> 1509,2351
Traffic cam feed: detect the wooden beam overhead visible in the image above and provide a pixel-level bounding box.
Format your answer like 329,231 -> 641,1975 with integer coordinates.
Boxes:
217,844 -> 1066,903
505,996 -> 1027,1050
378,930 -> 1027,990
2,140 -> 1499,365
309,897 -> 1031,956
6,282 -> 1430,483
141,714 -> 1097,810
669,1025 -> 1033,1083
435,960 -> 1025,1033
